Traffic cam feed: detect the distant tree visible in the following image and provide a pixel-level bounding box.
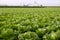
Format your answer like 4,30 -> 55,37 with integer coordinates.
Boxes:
40,5 -> 43,7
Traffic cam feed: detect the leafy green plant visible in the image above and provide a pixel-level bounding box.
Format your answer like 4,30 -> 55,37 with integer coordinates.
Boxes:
18,31 -> 40,40
0,8 -> 60,40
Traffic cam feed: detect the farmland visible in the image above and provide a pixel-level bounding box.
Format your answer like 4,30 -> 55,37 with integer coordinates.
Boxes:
0,8 -> 60,40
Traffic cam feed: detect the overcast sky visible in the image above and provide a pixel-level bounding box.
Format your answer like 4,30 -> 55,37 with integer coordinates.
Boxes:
0,0 -> 60,6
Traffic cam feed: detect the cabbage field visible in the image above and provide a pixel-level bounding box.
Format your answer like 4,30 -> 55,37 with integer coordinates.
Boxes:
0,8 -> 60,40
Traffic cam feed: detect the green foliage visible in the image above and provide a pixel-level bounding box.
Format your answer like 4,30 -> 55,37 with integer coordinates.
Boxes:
18,31 -> 40,40
36,28 -> 47,37
0,28 -> 15,40
0,8 -> 60,40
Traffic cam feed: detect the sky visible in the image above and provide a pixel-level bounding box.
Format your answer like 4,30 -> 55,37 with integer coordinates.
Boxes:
0,0 -> 60,6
